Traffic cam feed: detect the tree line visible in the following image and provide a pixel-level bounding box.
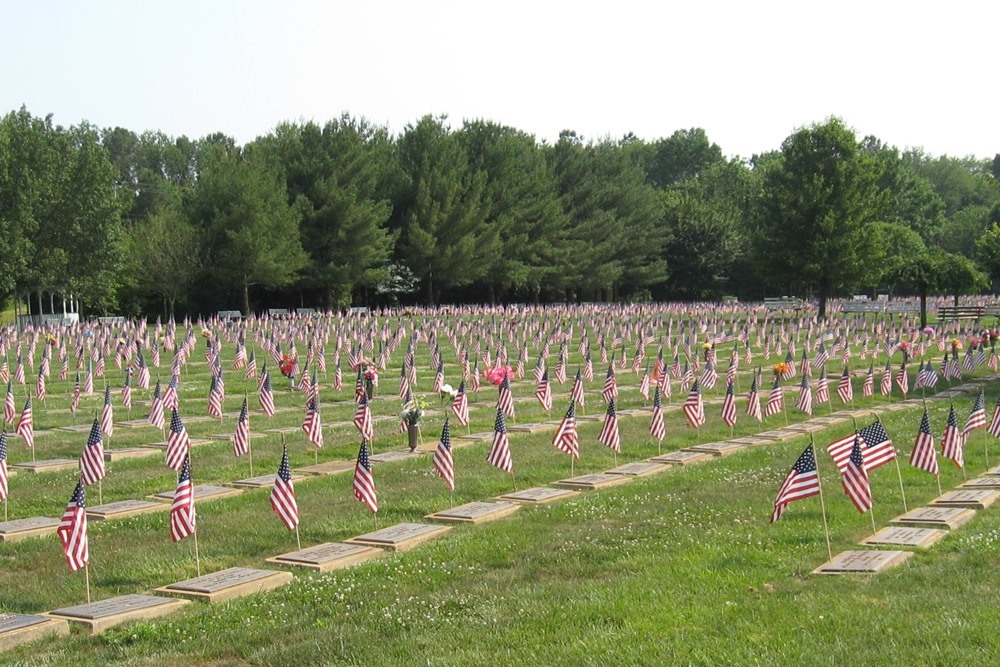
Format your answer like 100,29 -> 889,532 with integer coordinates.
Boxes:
2,106 -> 999,317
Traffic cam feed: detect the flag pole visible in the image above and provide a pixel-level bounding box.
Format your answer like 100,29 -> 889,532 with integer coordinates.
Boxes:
811,436 -> 834,561
97,479 -> 103,507
84,563 -> 91,604
874,412 -> 908,512
193,524 -> 201,577
294,524 -> 301,552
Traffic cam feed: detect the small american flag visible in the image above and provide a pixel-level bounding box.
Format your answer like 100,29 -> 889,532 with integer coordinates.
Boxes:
497,374 -> 515,420
570,368 -> 585,409
650,387 -> 667,441
765,377 -> 784,417
683,380 -> 706,428
535,370 -> 552,411
353,439 -> 378,514
269,446 -> 299,531
487,408 -> 513,474
302,397 -> 324,448
58,481 -> 89,571
170,456 -> 196,541
554,402 -> 580,459
721,379 -> 738,427
602,365 -> 618,403
353,396 -> 374,442
148,380 -> 165,430
988,394 -> 1000,438
100,386 -> 114,437
746,372 -> 762,422
16,396 -> 32,450
4,381 -> 15,424
836,368 -> 853,404
857,420 -> 895,470
771,443 -> 821,523
963,392 -> 987,436
207,374 -> 223,419
433,419 -> 455,491
80,419 -> 106,486
0,432 -> 9,501
795,374 -> 812,416
941,404 -> 965,468
910,409 -> 938,476
451,380 -> 470,426
841,435 -> 873,513
599,397 -> 621,453
259,371 -> 276,417
165,409 -> 191,472
232,398 -> 250,457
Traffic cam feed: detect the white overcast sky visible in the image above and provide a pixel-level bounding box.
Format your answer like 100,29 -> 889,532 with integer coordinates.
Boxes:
2,0 -> 997,159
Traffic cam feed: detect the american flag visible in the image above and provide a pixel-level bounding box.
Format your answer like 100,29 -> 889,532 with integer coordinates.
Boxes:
165,409 -> 191,472
35,369 -> 45,401
233,397 -> 250,457
771,443 -> 821,523
842,435 -> 873,513
208,374 -> 223,418
270,446 -> 299,531
963,392 -> 987,436
941,404 -> 965,469
765,377 -> 784,417
163,374 -> 179,411
554,401 -> 580,459
570,368 -> 585,409
452,380 -> 470,426
57,481 -> 89,571
354,368 -> 366,403
910,409 -> 939,476
535,370 -> 552,411
746,372 -> 762,422
895,364 -> 909,397
353,396 -> 374,442
721,379 -> 738,427
879,361 -> 892,396
989,394 -> 1000,438
795,373 -> 812,416
555,359 -> 567,385
398,364 -> 411,399
137,351 -> 150,389
80,419 -> 106,486
433,419 -> 455,491
599,397 -> 621,453
71,373 -> 82,412
0,431 -> 8,501
857,420 -> 895,470
639,365 -> 650,400
84,362 -> 94,394
4,381 -> 14,425
584,353 -> 594,381
836,368 -> 853,404
812,342 -> 829,369
353,439 -> 378,514
259,371 -> 276,417
683,379 -> 706,428
333,362 -> 342,391
232,343 -> 248,370
826,431 -> 858,473
100,386 -> 114,437
170,456 -> 196,541
122,368 -> 133,410
862,364 -> 874,397
923,361 -> 940,389
245,350 -> 257,380
700,361 -> 718,390
433,361 -> 444,394
16,396 -> 32,449
148,380 -> 165,430
302,397 -> 324,448
602,365 -> 618,402
650,387 -> 667,441
487,408 -> 513,474
497,374 -> 515,420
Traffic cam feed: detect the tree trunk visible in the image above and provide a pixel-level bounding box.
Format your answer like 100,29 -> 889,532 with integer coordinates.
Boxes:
243,282 -> 251,317
953,292 -> 959,307
168,296 -> 176,320
919,285 -> 928,328
426,276 -> 435,307
817,282 -> 828,320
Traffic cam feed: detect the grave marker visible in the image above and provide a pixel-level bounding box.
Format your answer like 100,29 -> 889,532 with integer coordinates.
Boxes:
156,567 -> 293,603
813,550 -> 913,574
45,594 -> 188,634
345,523 -> 451,552
266,542 -> 384,572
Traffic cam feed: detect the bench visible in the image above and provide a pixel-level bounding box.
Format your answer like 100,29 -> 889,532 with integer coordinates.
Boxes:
217,310 -> 243,319
938,306 -> 985,321
884,302 -> 919,314
764,297 -> 802,311
267,308 -> 290,317
842,302 -> 883,313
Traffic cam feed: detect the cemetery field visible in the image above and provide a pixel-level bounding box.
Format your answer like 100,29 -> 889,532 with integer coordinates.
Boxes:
2,310 -> 999,665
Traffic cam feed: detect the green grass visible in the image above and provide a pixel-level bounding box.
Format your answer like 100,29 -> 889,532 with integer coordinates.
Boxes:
1,325 -> 998,665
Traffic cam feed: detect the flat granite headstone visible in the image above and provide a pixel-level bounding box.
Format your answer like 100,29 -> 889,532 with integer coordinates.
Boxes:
754,430 -> 797,442
369,450 -> 426,463
649,451 -> 712,466
156,567 -> 293,603
266,542 -> 384,572
207,432 -> 266,441
685,443 -> 747,457
87,500 -> 168,521
813,549 -> 913,574
263,426 -> 302,435
115,419 -> 155,429
0,613 -> 68,650
56,424 -> 93,433
454,432 -> 493,443
890,506 -> 977,530
507,423 -> 552,434
553,473 -> 632,490
782,422 -> 826,433
726,437 -> 774,447
345,522 -> 451,552
103,447 -> 161,462
143,438 -> 209,449
11,459 -> 78,474
809,417 -> 848,425
426,500 -> 520,524
983,465 -> 1000,477
294,460 -> 354,476
228,473 -> 305,489
961,477 -> 1000,490
929,489 -> 1000,510
604,461 -> 670,477
149,484 -> 243,503
575,415 -> 604,423
498,486 -> 581,504
45,594 -> 188,634
861,526 -> 948,549
0,517 -> 61,542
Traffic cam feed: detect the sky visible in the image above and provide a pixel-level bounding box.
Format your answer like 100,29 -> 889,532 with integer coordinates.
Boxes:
2,0 -> 997,160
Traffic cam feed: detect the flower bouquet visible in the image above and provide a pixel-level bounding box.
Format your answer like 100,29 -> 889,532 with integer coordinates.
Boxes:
484,365 -> 515,386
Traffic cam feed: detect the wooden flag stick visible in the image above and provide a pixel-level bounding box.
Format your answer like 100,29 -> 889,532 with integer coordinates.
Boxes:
192,525 -> 201,577
294,524 -> 301,552
97,479 -> 103,507
892,456 -> 908,513
811,436 -> 834,561
84,563 -> 91,604
983,427 -> 989,470
869,503 -> 877,537
3,497 -> 7,523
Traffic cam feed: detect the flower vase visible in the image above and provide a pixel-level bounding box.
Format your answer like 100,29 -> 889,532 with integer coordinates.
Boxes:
407,425 -> 419,452
365,378 -> 375,401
